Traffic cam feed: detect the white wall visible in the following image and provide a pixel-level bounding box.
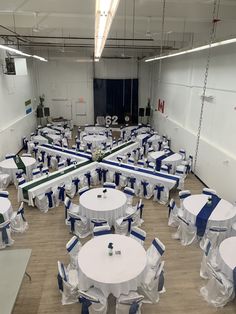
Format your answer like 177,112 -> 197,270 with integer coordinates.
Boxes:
0,50 -> 37,160
150,43 -> 236,203
36,58 -> 144,126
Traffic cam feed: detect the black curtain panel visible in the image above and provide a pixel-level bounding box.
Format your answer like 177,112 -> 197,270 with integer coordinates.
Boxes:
94,78 -> 138,125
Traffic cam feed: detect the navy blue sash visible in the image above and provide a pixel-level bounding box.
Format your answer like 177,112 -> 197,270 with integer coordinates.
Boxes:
131,230 -> 145,242
158,270 -> 165,292
141,181 -> 149,196
56,155 -> 61,163
124,216 -> 133,232
47,155 -> 51,167
57,274 -> 63,292
87,143 -> 92,150
96,168 -> 102,181
101,169 -> 108,182
41,151 -> 46,163
79,296 -> 92,314
68,216 -> 81,232
72,178 -> 80,194
168,200 -> 175,217
155,152 -> 174,171
66,158 -> 71,166
76,140 -> 80,149
196,195 -> 221,236
18,207 -> 26,221
152,239 -> 164,255
33,147 -> 38,158
84,172 -> 92,186
114,172 -> 122,186
139,204 -> 144,218
0,223 -> 10,244
45,191 -> 54,208
129,177 -> 136,189
158,141 -> 162,151
58,186 -> 65,202
102,142 -> 107,149
129,301 -> 139,314
154,185 -> 164,200
233,267 -> 236,293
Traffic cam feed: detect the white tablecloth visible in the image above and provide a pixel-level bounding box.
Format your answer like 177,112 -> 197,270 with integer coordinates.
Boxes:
78,234 -> 147,297
79,188 -> 127,226
137,133 -> 150,145
218,237 -> 236,280
41,127 -> 60,135
31,135 -> 48,145
0,157 -> 36,182
148,151 -> 182,173
147,134 -> 161,144
183,195 -> 236,229
83,135 -> 107,148
85,126 -> 106,135
0,198 -> 13,220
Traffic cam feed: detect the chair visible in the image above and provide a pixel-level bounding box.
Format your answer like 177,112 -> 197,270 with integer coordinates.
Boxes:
115,215 -> 134,236
202,188 -> 217,197
91,219 -> 109,229
153,184 -> 169,205
127,177 -> 140,196
32,168 -> 42,180
199,226 -> 228,267
139,261 -> 165,304
130,199 -> 144,227
139,180 -> 153,199
93,225 -> 112,237
200,239 -> 212,279
146,238 -> 165,269
64,197 -> 80,225
103,182 -> 116,189
130,227 -> 146,246
58,160 -> 66,170
160,165 -> 169,174
200,266 -> 235,307
78,287 -> 107,314
123,187 -> 135,206
66,235 -> 82,270
0,191 -> 9,198
66,177 -> 80,198
68,212 -> 91,238
116,291 -> 144,314
10,202 -> 28,233
78,186 -> 89,196
179,190 -> 191,208
57,260 -> 79,305
35,189 -> 55,213
113,172 -> 127,188
0,220 -> 14,249
175,165 -> 187,190
167,198 -> 180,228
0,172 -> 10,189
179,149 -> 186,160
174,215 -> 197,246
41,167 -> 49,175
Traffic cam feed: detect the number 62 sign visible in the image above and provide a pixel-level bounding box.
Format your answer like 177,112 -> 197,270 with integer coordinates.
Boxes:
105,115 -> 118,125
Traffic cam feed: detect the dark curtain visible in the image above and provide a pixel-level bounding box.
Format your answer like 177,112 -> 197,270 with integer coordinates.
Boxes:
94,78 -> 138,124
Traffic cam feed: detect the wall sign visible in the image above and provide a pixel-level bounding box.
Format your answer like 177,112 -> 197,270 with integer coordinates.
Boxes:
157,98 -> 165,113
25,99 -> 32,114
105,115 -> 118,125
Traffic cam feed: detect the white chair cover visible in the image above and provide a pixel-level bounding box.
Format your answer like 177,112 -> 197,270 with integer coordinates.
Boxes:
0,173 -> 11,189
146,238 -> 165,269
10,202 -> 29,233
0,220 -> 14,249
174,215 -> 197,246
93,225 -> 112,237
153,184 -> 169,205
130,227 -> 146,246
68,212 -> 91,238
123,187 -> 135,206
116,291 -> 144,314
167,198 -> 180,228
78,287 -> 108,314
66,235 -> 82,270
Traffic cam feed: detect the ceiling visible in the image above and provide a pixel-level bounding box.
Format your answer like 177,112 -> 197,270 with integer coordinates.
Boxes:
0,0 -> 236,60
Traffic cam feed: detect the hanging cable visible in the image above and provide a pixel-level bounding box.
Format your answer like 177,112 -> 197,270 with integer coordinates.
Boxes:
193,0 -> 220,173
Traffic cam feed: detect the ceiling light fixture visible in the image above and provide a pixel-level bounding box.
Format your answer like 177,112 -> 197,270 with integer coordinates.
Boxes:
145,37 -> 236,62
0,44 -> 48,62
95,0 -> 120,61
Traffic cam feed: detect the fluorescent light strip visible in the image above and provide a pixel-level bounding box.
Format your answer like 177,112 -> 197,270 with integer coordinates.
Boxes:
0,44 -> 47,62
145,37 -> 236,62
95,0 -> 120,60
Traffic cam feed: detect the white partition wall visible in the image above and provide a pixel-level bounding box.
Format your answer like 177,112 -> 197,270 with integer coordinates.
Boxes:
150,43 -> 236,203
0,49 -> 37,160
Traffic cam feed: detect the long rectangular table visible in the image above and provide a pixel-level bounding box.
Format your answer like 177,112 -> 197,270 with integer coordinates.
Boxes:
18,161 -> 98,206
101,159 -> 179,191
0,249 -> 31,314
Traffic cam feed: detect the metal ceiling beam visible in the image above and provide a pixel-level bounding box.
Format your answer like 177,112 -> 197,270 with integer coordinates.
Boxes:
0,34 -> 154,42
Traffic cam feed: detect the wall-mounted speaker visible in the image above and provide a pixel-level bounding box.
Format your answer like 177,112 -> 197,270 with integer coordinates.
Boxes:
139,108 -> 145,117
44,107 -> 50,117
37,107 -> 44,118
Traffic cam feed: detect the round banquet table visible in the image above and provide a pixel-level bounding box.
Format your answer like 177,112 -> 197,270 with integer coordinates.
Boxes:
85,126 -> 106,135
218,237 -> 236,281
0,157 -> 36,182
0,197 -> 13,220
148,151 -> 182,174
183,194 -> 236,230
83,135 -> 107,148
78,234 -> 147,297
79,188 -> 127,226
